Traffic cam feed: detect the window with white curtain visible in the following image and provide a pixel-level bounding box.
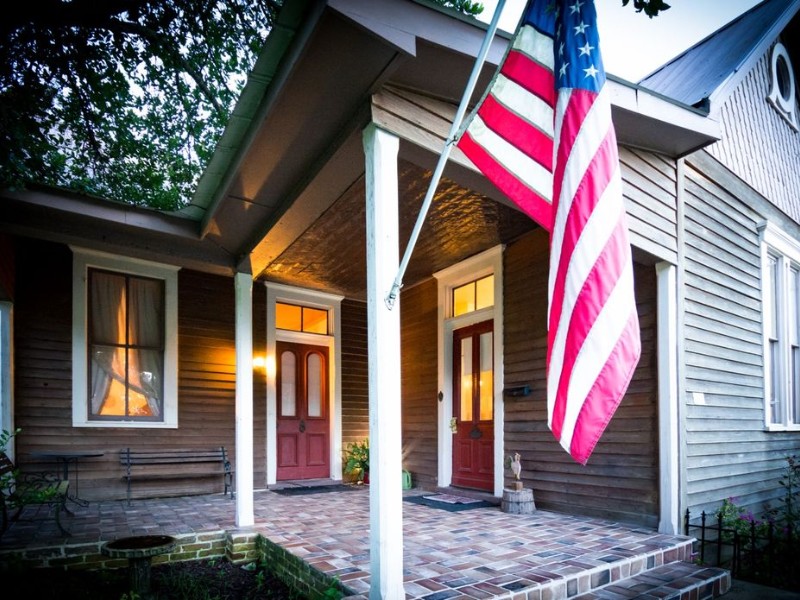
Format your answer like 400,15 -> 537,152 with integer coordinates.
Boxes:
72,249 -> 179,428
760,222 -> 800,430
88,269 -> 164,420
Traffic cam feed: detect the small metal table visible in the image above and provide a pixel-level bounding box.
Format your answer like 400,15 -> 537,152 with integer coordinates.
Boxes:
30,450 -> 105,506
102,535 -> 177,599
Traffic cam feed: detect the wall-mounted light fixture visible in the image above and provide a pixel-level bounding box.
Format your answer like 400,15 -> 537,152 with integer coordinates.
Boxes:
504,385 -> 531,397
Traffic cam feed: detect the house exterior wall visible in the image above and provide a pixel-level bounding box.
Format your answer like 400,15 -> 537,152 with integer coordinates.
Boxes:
502,229 -> 660,527
681,152 -> 800,518
621,147 -> 679,264
679,40 -> 800,519
0,233 -> 14,301
341,298 -> 369,447
11,237 -> 267,501
706,42 -> 800,225
400,278 -> 439,489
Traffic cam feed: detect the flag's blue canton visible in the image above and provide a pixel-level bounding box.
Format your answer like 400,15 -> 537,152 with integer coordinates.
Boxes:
553,0 -> 605,93
522,0 -> 556,38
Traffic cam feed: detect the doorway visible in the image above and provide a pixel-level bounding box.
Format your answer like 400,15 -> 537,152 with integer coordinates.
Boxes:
451,320 -> 494,490
276,341 -> 330,480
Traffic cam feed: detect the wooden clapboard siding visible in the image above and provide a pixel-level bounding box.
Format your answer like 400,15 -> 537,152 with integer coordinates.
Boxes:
341,298 -> 369,446
681,153 -> 800,517
620,147 -> 679,263
253,282 -> 268,488
0,233 -> 14,300
11,237 -> 264,501
400,278 -> 439,489
502,229 -> 659,527
706,48 -> 800,225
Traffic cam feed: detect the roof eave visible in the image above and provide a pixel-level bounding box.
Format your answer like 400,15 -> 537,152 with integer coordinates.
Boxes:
608,76 -> 721,157
188,0 -> 322,236
706,2 -> 800,115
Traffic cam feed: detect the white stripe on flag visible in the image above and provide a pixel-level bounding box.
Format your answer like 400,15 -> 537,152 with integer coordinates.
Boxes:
546,166 -> 622,426
513,22 -> 555,70
548,86 -> 612,322
546,87 -> 616,423
467,114 -> 553,201
491,74 -> 555,138
559,244 -> 635,453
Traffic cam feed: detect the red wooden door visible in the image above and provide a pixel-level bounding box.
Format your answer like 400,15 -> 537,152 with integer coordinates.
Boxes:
276,341 -> 330,480
452,320 -> 494,491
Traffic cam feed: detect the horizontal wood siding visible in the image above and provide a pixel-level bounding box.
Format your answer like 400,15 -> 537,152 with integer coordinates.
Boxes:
682,157 -> 800,517
0,233 -> 14,300
620,147 -> 679,263
706,47 -> 800,224
11,238 -> 263,501
341,298 -> 369,447
253,283 -> 268,489
400,279 -> 439,489
503,229 -> 659,527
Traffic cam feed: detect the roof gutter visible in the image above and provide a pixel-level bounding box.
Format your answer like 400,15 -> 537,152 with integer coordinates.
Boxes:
185,0 -> 324,238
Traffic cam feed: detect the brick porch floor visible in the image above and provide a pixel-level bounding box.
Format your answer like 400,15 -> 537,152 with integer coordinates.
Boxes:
0,485 -> 730,599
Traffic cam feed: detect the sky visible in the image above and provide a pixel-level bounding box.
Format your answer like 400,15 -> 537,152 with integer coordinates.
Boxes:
477,0 -> 763,82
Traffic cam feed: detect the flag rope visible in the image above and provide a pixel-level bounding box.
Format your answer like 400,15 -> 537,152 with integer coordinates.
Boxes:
385,0 -> 508,310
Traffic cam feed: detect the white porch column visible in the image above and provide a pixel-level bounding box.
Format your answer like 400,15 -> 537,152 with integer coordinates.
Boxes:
656,261 -> 679,534
364,123 -> 404,600
234,271 -> 255,528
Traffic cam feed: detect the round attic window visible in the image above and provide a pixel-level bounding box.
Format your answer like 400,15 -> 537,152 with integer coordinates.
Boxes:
767,42 -> 798,131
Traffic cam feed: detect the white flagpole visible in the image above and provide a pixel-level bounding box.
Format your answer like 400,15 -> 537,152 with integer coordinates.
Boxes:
385,0 -> 508,309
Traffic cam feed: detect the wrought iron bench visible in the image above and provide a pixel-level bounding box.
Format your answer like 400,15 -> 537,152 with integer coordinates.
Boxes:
120,447 -> 234,505
0,452 -> 70,537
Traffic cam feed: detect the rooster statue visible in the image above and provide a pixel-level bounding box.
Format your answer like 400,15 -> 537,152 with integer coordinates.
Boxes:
510,452 -> 522,480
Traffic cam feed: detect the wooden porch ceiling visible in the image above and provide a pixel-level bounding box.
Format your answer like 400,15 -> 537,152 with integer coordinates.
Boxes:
259,159 -> 536,300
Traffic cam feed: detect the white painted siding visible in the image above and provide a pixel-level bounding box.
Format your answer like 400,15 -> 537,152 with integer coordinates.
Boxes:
707,42 -> 800,224
682,151 -> 800,518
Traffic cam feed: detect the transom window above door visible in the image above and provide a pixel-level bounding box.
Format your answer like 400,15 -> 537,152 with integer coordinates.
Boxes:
453,275 -> 494,317
275,302 -> 329,334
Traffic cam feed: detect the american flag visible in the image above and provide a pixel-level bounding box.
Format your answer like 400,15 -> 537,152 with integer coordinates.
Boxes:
457,0 -> 641,465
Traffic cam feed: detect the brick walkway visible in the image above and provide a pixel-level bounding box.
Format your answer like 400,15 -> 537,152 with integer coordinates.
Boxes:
1,486 -> 726,599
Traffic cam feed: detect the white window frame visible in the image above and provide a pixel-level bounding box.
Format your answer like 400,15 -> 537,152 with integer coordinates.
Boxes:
0,302 -> 13,459
759,222 -> 800,431
71,248 -> 179,428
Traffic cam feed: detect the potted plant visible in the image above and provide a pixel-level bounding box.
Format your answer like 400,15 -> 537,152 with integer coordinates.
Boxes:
343,439 -> 369,484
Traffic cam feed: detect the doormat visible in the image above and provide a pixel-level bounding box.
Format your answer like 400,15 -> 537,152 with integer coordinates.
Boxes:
403,493 -> 495,512
271,484 -> 362,496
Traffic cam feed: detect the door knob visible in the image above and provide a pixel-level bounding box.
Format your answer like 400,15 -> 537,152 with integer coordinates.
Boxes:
299,420 -> 306,433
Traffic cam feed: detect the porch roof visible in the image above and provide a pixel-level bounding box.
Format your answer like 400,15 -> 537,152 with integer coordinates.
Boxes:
0,0 -> 721,297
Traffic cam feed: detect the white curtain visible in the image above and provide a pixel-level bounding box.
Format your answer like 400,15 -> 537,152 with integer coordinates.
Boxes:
89,272 -> 125,415
128,277 -> 163,417
89,271 -> 163,417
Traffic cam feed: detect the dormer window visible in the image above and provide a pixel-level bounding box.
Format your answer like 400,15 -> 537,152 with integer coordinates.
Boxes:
767,42 -> 799,131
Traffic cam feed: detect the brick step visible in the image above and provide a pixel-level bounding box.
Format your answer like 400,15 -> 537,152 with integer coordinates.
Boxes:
573,561 -> 731,600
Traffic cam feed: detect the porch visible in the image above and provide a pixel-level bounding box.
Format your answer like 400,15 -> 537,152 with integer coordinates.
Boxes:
0,485 -> 730,600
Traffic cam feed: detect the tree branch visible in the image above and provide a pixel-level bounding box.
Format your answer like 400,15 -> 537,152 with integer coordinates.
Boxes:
105,19 -> 229,121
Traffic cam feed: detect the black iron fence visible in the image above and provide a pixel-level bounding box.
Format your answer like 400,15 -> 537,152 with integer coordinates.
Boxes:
684,508 -> 799,590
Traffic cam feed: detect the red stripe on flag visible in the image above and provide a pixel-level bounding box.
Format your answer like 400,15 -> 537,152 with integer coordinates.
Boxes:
549,213 -> 629,441
547,92 -> 619,442
569,312 -> 641,464
458,132 -> 554,231
547,89 -> 598,371
500,50 -> 556,107
477,94 -> 553,171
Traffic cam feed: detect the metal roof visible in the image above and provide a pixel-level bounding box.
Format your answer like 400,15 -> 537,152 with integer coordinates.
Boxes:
639,0 -> 800,111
